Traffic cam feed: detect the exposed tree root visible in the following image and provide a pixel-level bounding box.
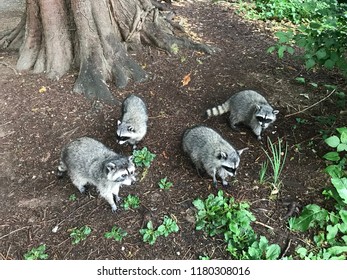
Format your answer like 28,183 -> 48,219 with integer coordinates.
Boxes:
0,0 -> 216,104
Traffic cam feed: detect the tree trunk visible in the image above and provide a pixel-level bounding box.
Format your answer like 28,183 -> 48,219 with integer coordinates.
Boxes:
0,0 -> 214,104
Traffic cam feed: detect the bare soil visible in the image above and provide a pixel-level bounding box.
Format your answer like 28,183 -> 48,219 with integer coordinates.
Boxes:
0,0 -> 346,260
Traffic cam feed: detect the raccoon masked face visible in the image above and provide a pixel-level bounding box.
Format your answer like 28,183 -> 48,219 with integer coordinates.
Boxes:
217,152 -> 240,176
255,105 -> 279,129
105,157 -> 136,185
116,121 -> 135,144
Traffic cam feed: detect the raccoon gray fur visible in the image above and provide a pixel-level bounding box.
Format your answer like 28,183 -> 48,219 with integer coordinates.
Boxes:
57,137 -> 136,212
206,90 -> 279,140
116,94 -> 148,149
182,125 -> 247,187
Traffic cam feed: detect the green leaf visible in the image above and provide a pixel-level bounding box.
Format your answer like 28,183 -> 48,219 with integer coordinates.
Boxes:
327,246 -> 347,256
305,58 -> 316,69
289,204 -> 328,232
193,199 -> 205,210
266,244 -> 281,260
295,77 -> 306,84
339,210 -> 347,224
324,59 -> 335,69
325,136 -> 340,148
316,48 -> 327,60
331,178 -> 347,203
278,45 -> 287,58
341,131 -> 347,144
287,46 -> 295,55
296,247 -> 308,258
275,31 -> 290,44
327,225 -> 339,241
337,143 -> 347,152
323,151 -> 340,162
267,46 -> 276,54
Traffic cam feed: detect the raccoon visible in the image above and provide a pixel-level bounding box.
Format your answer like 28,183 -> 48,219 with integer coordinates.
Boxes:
116,94 -> 148,149
206,90 -> 279,140
57,137 -> 136,212
182,125 -> 247,187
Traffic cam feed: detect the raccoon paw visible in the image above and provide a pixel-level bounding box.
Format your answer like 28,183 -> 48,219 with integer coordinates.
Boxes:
113,194 -> 121,203
56,170 -> 66,179
222,181 -> 230,188
111,205 -> 118,213
77,186 -> 86,193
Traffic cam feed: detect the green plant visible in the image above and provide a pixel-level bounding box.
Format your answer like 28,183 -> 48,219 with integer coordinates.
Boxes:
156,216 -> 179,237
104,226 -> 127,242
140,216 -> 180,245
140,221 -> 159,245
198,255 -> 210,260
158,177 -> 173,190
287,127 -> 347,260
259,161 -> 268,184
69,225 -> 92,245
193,190 -> 281,259
122,194 -> 140,210
288,204 -> 347,260
322,127 -> 347,204
23,244 -> 48,260
244,236 -> 281,260
132,147 -> 156,168
262,137 -> 288,194
292,117 -> 309,130
264,0 -> 347,75
69,194 -> 77,202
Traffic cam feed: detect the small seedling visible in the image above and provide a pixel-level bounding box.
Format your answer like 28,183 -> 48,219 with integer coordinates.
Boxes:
132,147 -> 156,168
23,244 -> 48,260
156,216 -> 179,237
259,161 -> 268,184
262,137 -> 288,195
68,194 -> 77,202
199,255 -> 210,260
170,43 -> 179,54
104,226 -> 127,242
122,194 -> 140,210
158,177 -> 173,190
139,221 -> 159,245
69,225 -> 92,245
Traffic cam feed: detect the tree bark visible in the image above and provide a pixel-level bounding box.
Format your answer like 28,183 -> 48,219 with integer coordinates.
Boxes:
1,0 -> 215,104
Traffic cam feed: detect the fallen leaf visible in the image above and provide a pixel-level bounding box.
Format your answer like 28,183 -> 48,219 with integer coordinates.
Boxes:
39,86 -> 46,93
182,72 -> 191,86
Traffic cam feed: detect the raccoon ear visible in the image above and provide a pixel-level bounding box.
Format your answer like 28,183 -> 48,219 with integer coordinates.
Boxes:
105,162 -> 116,173
238,147 -> 249,156
128,156 -> 133,162
256,104 -> 261,110
273,109 -> 279,115
127,126 -> 135,132
217,152 -> 227,160
117,120 -> 121,125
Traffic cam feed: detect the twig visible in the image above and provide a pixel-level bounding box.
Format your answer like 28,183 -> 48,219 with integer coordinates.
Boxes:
254,220 -> 274,231
0,226 -> 30,241
280,239 -> 292,259
284,89 -> 336,118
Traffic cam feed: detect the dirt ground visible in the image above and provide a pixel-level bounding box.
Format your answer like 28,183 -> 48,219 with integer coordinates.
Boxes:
0,0 -> 346,260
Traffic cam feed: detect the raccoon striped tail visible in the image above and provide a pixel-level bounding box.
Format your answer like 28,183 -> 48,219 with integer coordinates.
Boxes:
206,101 -> 229,118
